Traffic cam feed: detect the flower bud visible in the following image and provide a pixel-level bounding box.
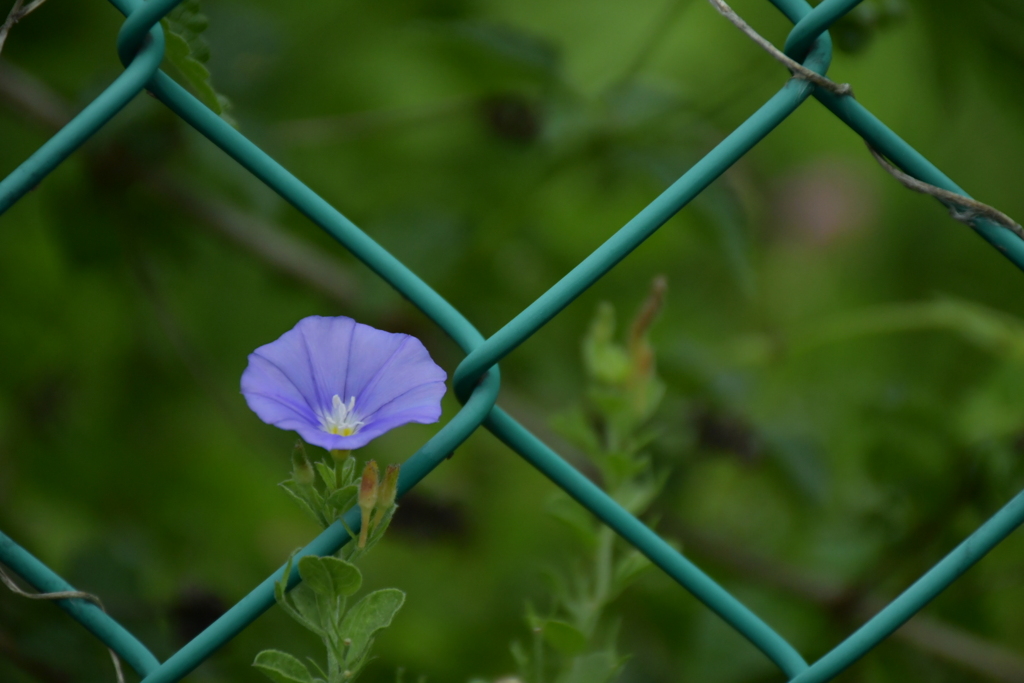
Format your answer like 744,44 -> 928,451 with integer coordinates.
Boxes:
290,443 -> 315,486
379,464 -> 400,510
357,460 -> 379,547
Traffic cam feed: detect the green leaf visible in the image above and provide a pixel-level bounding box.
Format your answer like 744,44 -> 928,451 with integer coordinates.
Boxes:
583,303 -> 631,385
160,0 -> 233,120
542,619 -> 588,656
289,583 -> 327,635
279,481 -> 326,527
545,492 -> 598,547
252,650 -> 316,683
610,548 -> 652,598
612,475 -> 663,515
339,453 -> 357,484
339,588 -> 406,667
549,406 -> 603,456
274,558 -> 326,635
510,640 -> 531,679
298,555 -> 362,599
555,651 -> 621,683
315,461 -> 337,492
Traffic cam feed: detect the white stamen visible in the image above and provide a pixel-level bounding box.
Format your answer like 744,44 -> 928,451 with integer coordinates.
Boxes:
319,394 -> 365,436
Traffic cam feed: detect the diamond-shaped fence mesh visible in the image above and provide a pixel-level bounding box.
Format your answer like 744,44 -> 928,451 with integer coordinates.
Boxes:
2,0 -> 1024,681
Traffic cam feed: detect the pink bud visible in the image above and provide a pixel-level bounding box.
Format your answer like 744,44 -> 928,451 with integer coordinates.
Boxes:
379,464 -> 400,509
358,461 -> 379,547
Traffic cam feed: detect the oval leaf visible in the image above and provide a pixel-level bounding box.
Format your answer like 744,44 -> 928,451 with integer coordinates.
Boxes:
339,588 -> 406,665
298,555 -> 362,599
252,649 -> 315,683
542,619 -> 588,656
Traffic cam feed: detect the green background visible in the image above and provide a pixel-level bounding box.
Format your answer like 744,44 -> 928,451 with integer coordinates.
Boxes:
2,0 -> 1024,681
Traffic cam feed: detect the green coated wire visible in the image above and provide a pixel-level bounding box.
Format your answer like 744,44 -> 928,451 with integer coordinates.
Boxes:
1,0 -> 1023,681
134,17 -> 812,679
0,531 -> 161,677
449,27 -> 832,399
0,18 -> 165,213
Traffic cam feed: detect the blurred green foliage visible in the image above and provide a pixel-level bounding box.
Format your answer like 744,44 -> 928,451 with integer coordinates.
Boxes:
3,0 -> 1024,682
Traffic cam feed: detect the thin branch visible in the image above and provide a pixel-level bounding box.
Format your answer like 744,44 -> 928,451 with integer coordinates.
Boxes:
705,0 -> 1023,241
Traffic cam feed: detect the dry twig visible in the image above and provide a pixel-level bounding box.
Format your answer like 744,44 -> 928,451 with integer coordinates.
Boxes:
706,0 -> 852,96
1,566 -> 125,683
707,0 -> 1023,240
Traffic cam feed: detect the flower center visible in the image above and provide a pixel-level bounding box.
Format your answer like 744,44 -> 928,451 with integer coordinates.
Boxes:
319,395 -> 365,436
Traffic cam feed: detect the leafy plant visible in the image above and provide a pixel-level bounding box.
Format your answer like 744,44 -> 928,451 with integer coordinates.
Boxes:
254,554 -> 405,683
497,276 -> 669,683
255,450 -> 403,683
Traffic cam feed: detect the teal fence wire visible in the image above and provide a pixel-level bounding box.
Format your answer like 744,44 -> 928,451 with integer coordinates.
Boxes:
2,0 -> 1024,681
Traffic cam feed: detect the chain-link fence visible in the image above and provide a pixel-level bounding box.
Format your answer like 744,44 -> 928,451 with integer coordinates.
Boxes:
2,0 -> 1023,682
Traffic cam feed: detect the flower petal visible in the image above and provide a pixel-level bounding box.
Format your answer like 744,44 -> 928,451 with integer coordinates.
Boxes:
240,315 -> 447,450
355,335 -> 448,417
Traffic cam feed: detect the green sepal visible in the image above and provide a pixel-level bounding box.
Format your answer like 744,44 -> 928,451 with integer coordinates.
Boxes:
316,461 -> 338,492
252,649 -> 320,683
338,453 -> 357,484
280,480 -> 327,528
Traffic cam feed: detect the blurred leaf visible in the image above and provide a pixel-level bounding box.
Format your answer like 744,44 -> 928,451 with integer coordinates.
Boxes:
550,406 -> 603,456
583,303 -> 632,386
611,474 -> 664,516
542,619 -> 588,656
555,651 -> 621,683
610,548 -> 652,599
545,492 -> 598,547
958,362 -> 1024,442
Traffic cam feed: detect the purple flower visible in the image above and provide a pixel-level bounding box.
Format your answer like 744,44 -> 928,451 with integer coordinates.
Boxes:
241,316 -> 447,450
